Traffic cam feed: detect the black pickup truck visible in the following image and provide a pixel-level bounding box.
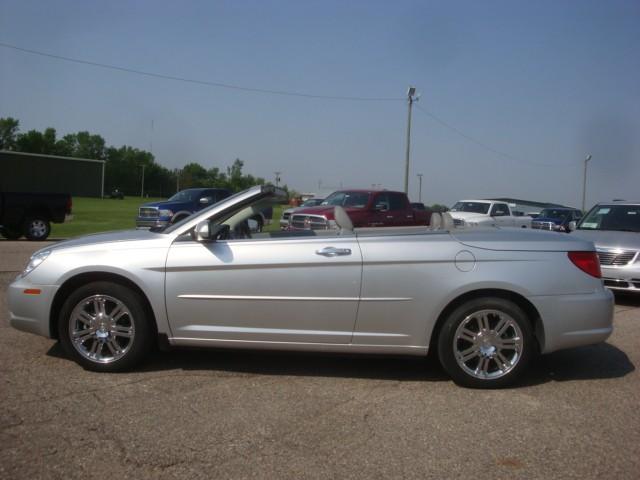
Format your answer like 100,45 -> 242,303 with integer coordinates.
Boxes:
0,192 -> 72,241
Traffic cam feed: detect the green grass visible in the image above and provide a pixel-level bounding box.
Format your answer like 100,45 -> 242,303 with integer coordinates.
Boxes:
51,197 -> 285,238
52,196 -> 165,238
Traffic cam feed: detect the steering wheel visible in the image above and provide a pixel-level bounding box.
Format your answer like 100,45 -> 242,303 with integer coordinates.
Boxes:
232,221 -> 252,239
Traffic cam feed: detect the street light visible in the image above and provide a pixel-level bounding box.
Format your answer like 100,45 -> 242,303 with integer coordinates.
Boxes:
416,173 -> 423,203
140,164 -> 146,198
582,154 -> 592,212
404,86 -> 419,194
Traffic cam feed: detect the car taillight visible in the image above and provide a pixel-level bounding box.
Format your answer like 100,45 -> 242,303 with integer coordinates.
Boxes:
67,197 -> 73,214
568,251 -> 601,278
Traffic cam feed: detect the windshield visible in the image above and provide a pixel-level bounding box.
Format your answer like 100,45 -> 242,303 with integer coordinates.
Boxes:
578,205 -> 640,232
538,209 -> 570,219
301,198 -> 323,207
321,191 -> 370,208
167,189 -> 201,202
451,202 -> 490,214
160,189 -> 249,234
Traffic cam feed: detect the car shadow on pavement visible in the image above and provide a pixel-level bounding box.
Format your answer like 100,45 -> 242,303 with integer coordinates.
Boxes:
47,341 -> 634,385
614,292 -> 640,308
46,342 -> 449,382
523,342 -> 634,386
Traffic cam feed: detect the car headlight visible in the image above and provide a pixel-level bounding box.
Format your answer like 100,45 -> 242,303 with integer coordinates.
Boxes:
159,209 -> 174,217
21,250 -> 51,278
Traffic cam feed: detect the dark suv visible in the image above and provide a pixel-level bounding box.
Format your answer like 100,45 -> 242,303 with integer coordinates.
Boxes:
531,207 -> 582,232
136,188 -> 231,229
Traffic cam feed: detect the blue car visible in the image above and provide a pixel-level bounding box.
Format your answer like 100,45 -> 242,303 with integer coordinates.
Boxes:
531,207 -> 582,232
136,188 -> 231,229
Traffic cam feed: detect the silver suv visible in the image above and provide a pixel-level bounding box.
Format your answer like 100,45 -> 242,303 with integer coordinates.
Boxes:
570,202 -> 640,293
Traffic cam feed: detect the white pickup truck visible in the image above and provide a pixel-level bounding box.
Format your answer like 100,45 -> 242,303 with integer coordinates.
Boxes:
449,200 -> 532,228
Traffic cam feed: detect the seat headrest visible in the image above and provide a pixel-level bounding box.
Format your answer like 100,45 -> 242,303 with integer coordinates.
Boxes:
441,212 -> 455,230
430,212 -> 442,230
334,206 -> 354,234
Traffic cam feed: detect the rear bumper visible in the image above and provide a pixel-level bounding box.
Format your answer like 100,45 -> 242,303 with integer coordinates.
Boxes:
531,288 -> 614,354
8,276 -> 58,338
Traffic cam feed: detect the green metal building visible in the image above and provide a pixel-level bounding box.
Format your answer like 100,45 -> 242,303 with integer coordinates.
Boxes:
0,150 -> 105,197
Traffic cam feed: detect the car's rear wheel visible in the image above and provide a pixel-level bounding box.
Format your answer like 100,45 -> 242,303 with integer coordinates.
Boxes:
23,217 -> 51,241
0,226 -> 22,240
58,281 -> 153,372
437,297 -> 534,388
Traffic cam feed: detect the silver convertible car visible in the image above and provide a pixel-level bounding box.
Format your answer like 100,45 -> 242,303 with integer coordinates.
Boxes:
8,186 -> 614,388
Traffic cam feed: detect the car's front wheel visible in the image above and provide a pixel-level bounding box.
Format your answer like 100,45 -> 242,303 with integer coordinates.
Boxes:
437,297 -> 534,388
58,281 -> 153,372
0,226 -> 22,240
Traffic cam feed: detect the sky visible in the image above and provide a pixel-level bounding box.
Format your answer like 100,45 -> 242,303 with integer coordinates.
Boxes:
1,0 -> 638,207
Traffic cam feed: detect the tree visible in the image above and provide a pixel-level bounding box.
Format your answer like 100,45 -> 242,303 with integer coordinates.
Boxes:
0,117 -> 20,150
430,203 -> 450,213
57,131 -> 106,159
181,162 -> 210,188
16,128 -> 58,154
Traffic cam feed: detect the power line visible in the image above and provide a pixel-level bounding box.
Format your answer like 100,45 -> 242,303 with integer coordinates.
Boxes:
0,41 -> 404,102
415,104 -> 578,169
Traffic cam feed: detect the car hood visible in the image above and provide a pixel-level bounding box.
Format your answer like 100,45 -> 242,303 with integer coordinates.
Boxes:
450,228 -> 594,251
39,229 -> 167,254
570,230 -> 640,251
448,211 -> 488,220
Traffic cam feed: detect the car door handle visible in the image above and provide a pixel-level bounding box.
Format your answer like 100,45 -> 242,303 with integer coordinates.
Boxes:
316,247 -> 352,257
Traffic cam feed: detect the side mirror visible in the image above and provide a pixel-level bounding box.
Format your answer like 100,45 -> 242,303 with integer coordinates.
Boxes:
195,221 -> 229,242
374,204 -> 388,212
199,197 -> 210,205
568,221 -> 577,232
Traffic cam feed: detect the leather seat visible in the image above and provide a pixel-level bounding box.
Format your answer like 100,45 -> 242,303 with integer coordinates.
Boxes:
430,212 -> 442,230
441,212 -> 455,230
334,206 -> 354,234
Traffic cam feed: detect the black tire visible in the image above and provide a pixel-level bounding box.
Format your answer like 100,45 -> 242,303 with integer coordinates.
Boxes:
58,281 -> 154,372
437,297 -> 534,388
171,214 -> 188,224
23,217 -> 51,241
1,226 -> 22,240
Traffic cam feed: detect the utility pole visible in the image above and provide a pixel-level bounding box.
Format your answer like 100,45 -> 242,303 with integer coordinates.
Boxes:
417,173 -> 423,203
404,86 -> 418,194
140,164 -> 146,198
274,171 -> 281,187
582,154 -> 592,212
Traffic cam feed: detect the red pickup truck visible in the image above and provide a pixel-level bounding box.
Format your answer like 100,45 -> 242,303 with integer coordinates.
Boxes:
288,189 -> 431,230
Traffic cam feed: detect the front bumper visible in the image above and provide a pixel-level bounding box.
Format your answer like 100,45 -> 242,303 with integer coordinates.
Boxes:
601,264 -> 640,293
8,276 -> 59,338
531,288 -> 614,354
136,218 -> 170,229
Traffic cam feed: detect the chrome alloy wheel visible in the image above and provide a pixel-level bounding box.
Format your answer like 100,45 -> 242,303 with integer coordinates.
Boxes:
69,295 -> 135,364
28,220 -> 48,238
453,309 -> 523,380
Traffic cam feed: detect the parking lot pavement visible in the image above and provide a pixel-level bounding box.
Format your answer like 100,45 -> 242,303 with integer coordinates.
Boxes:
1,241 -> 638,480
